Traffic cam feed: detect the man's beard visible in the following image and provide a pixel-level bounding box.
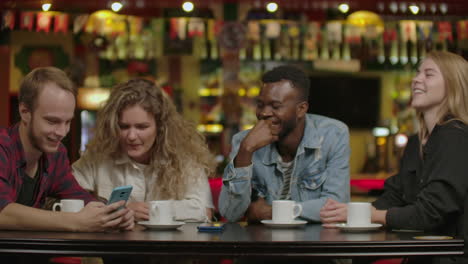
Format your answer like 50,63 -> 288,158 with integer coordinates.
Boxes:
27,117 -> 45,153
278,118 -> 297,139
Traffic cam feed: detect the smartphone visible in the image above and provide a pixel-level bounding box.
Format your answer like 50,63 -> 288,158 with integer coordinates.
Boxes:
197,222 -> 225,233
107,185 -> 133,210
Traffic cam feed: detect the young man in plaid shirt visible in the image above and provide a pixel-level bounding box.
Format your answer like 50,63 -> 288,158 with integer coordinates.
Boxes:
0,67 -> 134,232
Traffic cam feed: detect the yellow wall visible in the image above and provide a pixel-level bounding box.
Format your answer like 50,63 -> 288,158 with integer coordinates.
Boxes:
349,129 -> 372,174
157,55 -> 201,125
348,71 -> 412,174
156,56 -> 170,88
181,55 -> 201,124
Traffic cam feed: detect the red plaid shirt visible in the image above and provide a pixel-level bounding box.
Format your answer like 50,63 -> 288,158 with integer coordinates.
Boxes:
0,124 -> 95,211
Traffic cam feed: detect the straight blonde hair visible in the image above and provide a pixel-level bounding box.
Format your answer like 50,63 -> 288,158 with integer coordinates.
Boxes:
416,51 -> 468,142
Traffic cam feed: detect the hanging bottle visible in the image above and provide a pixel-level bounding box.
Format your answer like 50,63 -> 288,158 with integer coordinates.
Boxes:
320,31 -> 329,60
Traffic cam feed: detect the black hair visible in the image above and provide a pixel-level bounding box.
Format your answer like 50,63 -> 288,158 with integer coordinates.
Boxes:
261,65 -> 310,101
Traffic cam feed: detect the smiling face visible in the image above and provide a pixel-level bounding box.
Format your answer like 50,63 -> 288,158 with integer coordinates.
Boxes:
411,58 -> 447,114
21,82 -> 75,154
256,80 -> 307,139
118,104 -> 157,164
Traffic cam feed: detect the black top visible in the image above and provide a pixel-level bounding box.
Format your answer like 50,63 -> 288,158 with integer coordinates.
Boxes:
373,120 -> 468,262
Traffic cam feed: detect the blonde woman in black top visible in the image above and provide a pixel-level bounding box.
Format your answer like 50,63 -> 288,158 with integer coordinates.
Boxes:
320,51 -> 468,264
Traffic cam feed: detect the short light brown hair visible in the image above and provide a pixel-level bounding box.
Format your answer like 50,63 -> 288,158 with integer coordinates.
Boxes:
19,67 -> 76,111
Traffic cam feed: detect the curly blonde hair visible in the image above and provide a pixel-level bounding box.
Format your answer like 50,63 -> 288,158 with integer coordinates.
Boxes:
416,51 -> 468,142
84,79 -> 216,199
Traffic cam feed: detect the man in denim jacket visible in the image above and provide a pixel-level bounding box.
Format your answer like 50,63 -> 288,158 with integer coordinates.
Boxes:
219,65 -> 350,222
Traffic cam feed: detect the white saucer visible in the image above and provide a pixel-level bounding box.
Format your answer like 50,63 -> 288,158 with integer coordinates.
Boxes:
261,220 -> 307,228
138,221 -> 185,230
335,223 -> 382,232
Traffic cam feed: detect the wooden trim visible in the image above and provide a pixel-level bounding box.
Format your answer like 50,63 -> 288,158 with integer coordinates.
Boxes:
0,45 -> 10,127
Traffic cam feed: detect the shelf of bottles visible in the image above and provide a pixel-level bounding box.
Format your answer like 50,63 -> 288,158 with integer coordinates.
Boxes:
194,17 -> 468,71
189,16 -> 468,144
197,59 -> 263,134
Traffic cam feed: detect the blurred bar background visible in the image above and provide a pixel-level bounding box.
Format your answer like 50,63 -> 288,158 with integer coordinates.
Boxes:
1,0 -> 467,200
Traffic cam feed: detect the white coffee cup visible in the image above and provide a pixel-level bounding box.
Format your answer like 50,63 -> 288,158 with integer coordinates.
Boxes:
347,202 -> 371,227
149,200 -> 174,224
272,200 -> 302,223
52,199 -> 84,213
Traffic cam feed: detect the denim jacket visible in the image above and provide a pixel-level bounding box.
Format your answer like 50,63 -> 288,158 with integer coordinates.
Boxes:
219,114 -> 350,222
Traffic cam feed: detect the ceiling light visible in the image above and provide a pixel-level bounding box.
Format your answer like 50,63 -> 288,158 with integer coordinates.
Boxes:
372,127 -> 390,137
378,55 -> 385,64
399,2 -> 407,13
347,11 -> 384,28
420,3 -> 426,13
409,5 -> 419,15
439,3 -> 448,14
389,2 -> 398,13
111,2 -> 123,12
136,0 -> 144,8
395,134 -> 408,148
321,1 -> 328,10
400,56 -> 408,65
266,2 -> 278,13
42,3 -> 52,11
182,2 -> 194,12
377,2 -> 385,12
338,3 -> 350,14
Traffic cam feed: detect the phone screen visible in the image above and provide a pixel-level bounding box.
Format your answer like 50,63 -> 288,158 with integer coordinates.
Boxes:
197,223 -> 225,232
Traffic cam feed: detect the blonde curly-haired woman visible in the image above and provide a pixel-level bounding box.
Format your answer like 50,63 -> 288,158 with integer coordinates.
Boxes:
73,78 -> 216,223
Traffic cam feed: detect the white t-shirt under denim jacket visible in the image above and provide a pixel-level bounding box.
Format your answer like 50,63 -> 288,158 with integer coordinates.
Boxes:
219,113 -> 350,222
72,154 -> 213,222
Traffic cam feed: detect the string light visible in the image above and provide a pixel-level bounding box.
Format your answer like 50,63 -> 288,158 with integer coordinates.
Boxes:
420,3 -> 426,13
111,2 -> 123,12
395,134 -> 408,148
399,2 -> 407,13
377,2 -> 385,12
266,2 -> 278,13
182,2 -> 194,12
372,127 -> 390,137
439,3 -> 448,14
389,2 -> 398,13
338,3 -> 350,14
42,3 -> 52,11
409,4 -> 419,15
